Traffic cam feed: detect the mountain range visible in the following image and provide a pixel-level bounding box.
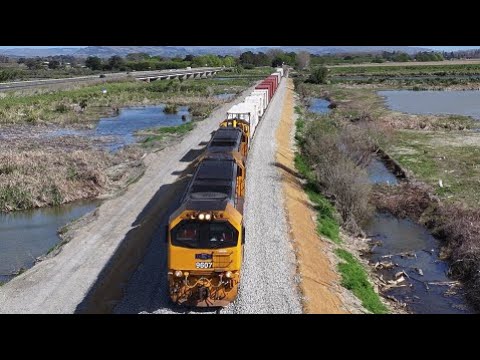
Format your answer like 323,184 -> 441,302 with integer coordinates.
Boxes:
0,46 -> 434,58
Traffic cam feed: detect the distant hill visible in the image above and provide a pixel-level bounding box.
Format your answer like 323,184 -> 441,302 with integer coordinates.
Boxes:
0,46 -> 437,58
0,47 -> 80,57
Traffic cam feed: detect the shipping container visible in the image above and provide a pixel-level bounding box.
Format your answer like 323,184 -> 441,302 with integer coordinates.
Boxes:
255,83 -> 272,101
252,89 -> 269,109
226,103 -> 259,138
267,75 -> 278,88
276,68 -> 284,77
270,73 -> 281,85
264,78 -> 277,94
244,95 -> 264,117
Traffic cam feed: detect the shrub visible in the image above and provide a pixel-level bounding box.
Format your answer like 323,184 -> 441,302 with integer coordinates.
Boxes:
163,104 -> 178,114
308,66 -> 328,84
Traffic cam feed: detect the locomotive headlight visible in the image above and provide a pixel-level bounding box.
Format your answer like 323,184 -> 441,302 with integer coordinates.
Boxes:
198,213 -> 205,220
225,271 -> 233,278
174,270 -> 183,278
205,213 -> 212,221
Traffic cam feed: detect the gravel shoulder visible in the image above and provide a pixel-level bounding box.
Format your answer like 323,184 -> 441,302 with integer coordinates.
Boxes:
275,79 -> 349,313
0,85 -> 256,314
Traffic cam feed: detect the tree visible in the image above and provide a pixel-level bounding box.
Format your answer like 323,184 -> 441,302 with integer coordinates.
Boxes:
239,51 -> 255,66
126,53 -> 150,61
108,55 -> 125,70
48,60 -> 60,69
272,56 -> 284,67
296,51 -> 311,70
24,58 -> 43,70
309,66 -> 328,84
183,54 -> 195,62
85,56 -> 102,70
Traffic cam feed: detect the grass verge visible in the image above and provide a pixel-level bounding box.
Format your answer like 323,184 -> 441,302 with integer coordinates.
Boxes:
336,249 -> 388,314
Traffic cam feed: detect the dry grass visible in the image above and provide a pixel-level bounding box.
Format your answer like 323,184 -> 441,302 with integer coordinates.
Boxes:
371,182 -> 435,220
429,204 -> 480,308
0,138 -> 144,212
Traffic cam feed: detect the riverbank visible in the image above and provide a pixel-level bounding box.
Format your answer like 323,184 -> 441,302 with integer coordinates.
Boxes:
297,76 -> 480,311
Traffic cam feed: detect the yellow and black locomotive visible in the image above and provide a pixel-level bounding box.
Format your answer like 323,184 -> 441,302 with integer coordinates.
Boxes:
167,69 -> 284,307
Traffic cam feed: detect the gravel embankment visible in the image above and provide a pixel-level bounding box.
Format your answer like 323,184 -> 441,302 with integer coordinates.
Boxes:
0,85 -> 255,314
116,79 -> 302,314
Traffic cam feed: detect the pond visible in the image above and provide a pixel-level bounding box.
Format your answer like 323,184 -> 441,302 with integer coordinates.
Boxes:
378,90 -> 480,119
308,98 -> 331,115
46,105 -> 192,151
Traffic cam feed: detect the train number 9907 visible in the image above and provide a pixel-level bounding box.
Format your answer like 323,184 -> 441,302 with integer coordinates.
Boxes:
195,262 -> 213,269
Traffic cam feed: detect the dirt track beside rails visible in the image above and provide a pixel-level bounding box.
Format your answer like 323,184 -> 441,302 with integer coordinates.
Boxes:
0,85 -> 256,314
275,79 -> 349,313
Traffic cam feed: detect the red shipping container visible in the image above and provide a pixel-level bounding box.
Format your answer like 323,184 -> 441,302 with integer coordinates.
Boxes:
267,75 -> 278,88
263,78 -> 277,95
255,84 -> 272,101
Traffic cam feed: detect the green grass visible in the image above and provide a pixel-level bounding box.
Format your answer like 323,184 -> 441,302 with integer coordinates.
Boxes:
388,130 -> 480,207
0,184 -> 34,212
294,151 -> 341,244
336,249 -> 388,314
142,122 -> 195,146
329,63 -> 480,76
0,70 -> 262,125
306,186 -> 340,244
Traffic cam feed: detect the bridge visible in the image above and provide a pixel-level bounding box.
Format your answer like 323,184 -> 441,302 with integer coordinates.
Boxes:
0,67 -> 228,91
134,68 -> 223,82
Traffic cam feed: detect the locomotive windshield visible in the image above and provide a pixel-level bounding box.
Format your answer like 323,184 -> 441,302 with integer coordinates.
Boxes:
172,220 -> 238,249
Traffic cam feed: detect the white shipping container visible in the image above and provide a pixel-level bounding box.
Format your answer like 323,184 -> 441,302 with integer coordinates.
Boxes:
276,68 -> 284,77
245,95 -> 264,117
271,72 -> 281,84
226,103 -> 259,139
252,89 -> 268,109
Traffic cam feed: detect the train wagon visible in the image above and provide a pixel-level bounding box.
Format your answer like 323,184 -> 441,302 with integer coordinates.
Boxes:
226,103 -> 259,138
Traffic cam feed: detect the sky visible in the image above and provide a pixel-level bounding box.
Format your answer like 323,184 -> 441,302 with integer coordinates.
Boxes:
421,46 -> 480,51
1,46 -> 480,51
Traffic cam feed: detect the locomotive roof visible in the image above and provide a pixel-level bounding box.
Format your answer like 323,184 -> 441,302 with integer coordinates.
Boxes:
207,127 -> 242,153
182,156 -> 238,209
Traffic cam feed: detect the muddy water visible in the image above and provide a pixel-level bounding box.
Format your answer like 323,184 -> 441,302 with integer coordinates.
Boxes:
308,98 -> 331,114
365,157 -> 473,313
0,201 -> 98,284
366,213 -> 473,314
367,158 -> 399,185
378,90 -> 480,119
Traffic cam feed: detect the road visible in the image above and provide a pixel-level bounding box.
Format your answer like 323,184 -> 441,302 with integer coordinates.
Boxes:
115,78 -> 302,314
0,67 -> 224,91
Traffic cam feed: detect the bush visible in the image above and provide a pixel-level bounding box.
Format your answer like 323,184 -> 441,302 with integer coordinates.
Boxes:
431,204 -> 480,308
308,66 -> 328,84
163,104 -> 178,114
301,120 -> 374,233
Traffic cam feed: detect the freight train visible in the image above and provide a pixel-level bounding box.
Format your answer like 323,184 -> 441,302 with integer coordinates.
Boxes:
167,67 -> 285,307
